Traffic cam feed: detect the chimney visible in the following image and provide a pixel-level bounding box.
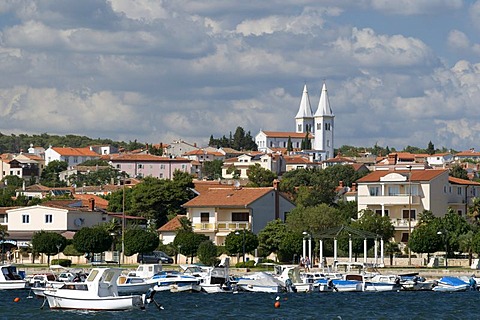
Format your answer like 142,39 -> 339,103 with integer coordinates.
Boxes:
273,179 -> 279,220
88,198 -> 95,211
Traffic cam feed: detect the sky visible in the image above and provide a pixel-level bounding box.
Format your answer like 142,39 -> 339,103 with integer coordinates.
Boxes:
1,0 -> 480,152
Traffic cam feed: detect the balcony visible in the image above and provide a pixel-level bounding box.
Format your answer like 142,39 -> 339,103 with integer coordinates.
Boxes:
359,194 -> 420,206
217,221 -> 249,231
391,218 -> 418,229
193,223 -> 216,231
193,221 -> 250,232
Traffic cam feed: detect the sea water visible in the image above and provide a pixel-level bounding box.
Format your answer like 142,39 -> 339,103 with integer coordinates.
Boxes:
0,289 -> 471,319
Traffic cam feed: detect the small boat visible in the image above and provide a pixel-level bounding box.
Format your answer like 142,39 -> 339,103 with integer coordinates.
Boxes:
43,267 -> 145,311
432,276 -> 470,292
151,270 -> 201,293
117,274 -> 155,295
315,278 -> 363,292
200,258 -> 236,293
0,264 -> 27,290
399,274 -> 435,291
274,265 -> 312,293
237,272 -> 285,293
27,273 -> 66,297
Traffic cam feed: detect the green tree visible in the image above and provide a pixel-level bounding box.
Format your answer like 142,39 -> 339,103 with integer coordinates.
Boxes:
408,224 -> 442,260
72,226 -> 112,260
0,225 -> 9,262
449,164 -> 468,180
287,137 -> 293,152
334,200 -> 359,221
124,227 -> 160,256
173,230 -> 208,263
278,231 -> 303,263
197,240 -> 218,266
384,241 -> 401,266
458,230 -> 476,266
203,159 -> 223,180
286,204 -> 344,235
224,230 -> 259,260
426,141 -> 435,155
31,231 -> 67,265
79,159 -> 110,166
106,186 -> 134,213
468,197 -> 480,223
246,163 -> 277,187
257,219 -> 288,258
438,211 -> 471,255
40,160 -> 68,187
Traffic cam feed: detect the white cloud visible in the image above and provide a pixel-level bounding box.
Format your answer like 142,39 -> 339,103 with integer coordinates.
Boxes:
447,29 -> 470,50
470,1 -> 480,30
371,0 -> 463,15
108,0 -> 169,21
331,27 -> 436,68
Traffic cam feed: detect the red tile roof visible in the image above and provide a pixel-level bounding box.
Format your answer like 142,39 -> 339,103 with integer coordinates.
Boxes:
193,181 -> 236,195
107,154 -> 190,162
456,150 -> 480,157
158,215 -> 186,231
52,147 -> 99,157
73,194 -> 109,209
448,176 -> 480,185
356,169 -> 448,183
262,131 -> 313,139
183,187 -> 274,207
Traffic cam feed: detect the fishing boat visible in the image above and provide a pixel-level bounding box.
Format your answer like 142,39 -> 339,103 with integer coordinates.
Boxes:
0,264 -> 27,290
43,267 -> 145,311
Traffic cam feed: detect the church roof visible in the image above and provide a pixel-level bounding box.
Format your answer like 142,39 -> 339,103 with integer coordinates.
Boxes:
295,84 -> 313,119
314,82 -> 333,117
262,131 -> 313,139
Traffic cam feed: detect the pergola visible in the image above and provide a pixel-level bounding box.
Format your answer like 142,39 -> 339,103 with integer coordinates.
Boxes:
302,225 -> 385,268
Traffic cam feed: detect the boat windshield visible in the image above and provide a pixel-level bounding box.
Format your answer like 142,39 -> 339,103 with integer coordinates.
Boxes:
87,269 -> 99,282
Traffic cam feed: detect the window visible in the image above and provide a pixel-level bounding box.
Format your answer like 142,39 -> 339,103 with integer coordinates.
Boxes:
116,164 -> 121,169
0,214 -> 7,223
406,185 -> 419,196
401,233 -> 409,243
201,212 -> 209,222
457,210 -> 463,216
45,214 -> 53,223
458,187 -> 462,195
159,173 -> 163,178
388,186 -> 399,196
327,140 -> 330,147
402,209 -> 416,220
22,214 -> 30,224
64,156 -> 69,163
138,164 -> 144,169
369,186 -> 380,196
298,124 -> 302,132
374,209 -> 389,216
317,123 -> 321,130
73,157 -> 78,163
160,164 -> 165,169
232,212 -> 249,221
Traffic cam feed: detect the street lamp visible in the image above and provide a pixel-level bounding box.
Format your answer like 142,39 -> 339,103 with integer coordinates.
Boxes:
235,229 -> 246,263
406,165 -> 412,266
56,243 -> 61,262
437,231 -> 448,269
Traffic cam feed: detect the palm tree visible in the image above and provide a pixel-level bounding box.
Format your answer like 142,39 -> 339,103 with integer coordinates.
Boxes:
468,197 -> 480,223
459,230 -> 475,266
384,241 -> 401,266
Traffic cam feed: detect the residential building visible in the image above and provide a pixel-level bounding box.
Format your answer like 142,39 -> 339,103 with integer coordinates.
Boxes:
15,184 -> 74,200
356,168 -> 480,246
221,152 -> 284,179
182,181 -> 295,245
426,153 -> 454,168
158,215 -> 185,244
454,149 -> 480,162
44,146 -> 100,167
164,140 -> 200,158
106,153 -> 191,179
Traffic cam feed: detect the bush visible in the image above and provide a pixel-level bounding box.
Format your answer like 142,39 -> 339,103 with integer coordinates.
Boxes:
235,260 -> 256,268
51,259 -> 72,267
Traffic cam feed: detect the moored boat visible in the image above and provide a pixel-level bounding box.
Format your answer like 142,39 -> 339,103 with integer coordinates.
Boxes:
0,264 -> 27,290
432,276 -> 469,292
43,267 -> 145,311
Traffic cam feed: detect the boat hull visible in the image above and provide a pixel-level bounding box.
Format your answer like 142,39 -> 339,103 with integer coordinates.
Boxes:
44,292 -> 144,310
0,280 -> 26,290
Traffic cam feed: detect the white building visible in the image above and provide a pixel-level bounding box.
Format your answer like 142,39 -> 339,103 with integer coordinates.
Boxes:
255,82 -> 335,161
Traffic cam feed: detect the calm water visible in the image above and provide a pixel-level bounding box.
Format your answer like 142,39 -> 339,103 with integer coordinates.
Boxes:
0,289 -> 474,319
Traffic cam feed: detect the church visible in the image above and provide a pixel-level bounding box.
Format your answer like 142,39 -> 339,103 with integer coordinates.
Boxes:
255,82 -> 335,162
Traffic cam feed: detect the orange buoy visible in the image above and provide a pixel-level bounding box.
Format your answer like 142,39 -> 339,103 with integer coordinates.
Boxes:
274,301 -> 281,308
13,297 -> 20,302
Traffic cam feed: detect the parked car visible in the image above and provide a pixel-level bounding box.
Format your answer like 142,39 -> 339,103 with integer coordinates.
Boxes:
137,251 -> 173,264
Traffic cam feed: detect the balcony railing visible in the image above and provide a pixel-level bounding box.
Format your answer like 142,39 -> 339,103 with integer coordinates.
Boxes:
391,218 -> 418,228
217,221 -> 249,231
193,223 -> 215,231
359,194 -> 420,206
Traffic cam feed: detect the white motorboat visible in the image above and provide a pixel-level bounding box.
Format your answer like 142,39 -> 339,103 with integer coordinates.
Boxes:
345,274 -> 401,292
43,267 -> 145,311
432,276 -> 470,292
315,278 -> 363,292
199,258 -> 235,293
237,272 -> 285,293
0,264 -> 27,290
117,274 -> 155,295
399,274 -> 435,291
151,270 -> 201,292
274,265 -> 312,293
27,273 -> 66,297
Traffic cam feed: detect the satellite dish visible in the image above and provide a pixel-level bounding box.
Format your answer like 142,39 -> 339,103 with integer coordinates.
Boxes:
74,218 -> 83,227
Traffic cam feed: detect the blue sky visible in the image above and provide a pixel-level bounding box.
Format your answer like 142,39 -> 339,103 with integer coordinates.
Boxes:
1,0 -> 480,152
